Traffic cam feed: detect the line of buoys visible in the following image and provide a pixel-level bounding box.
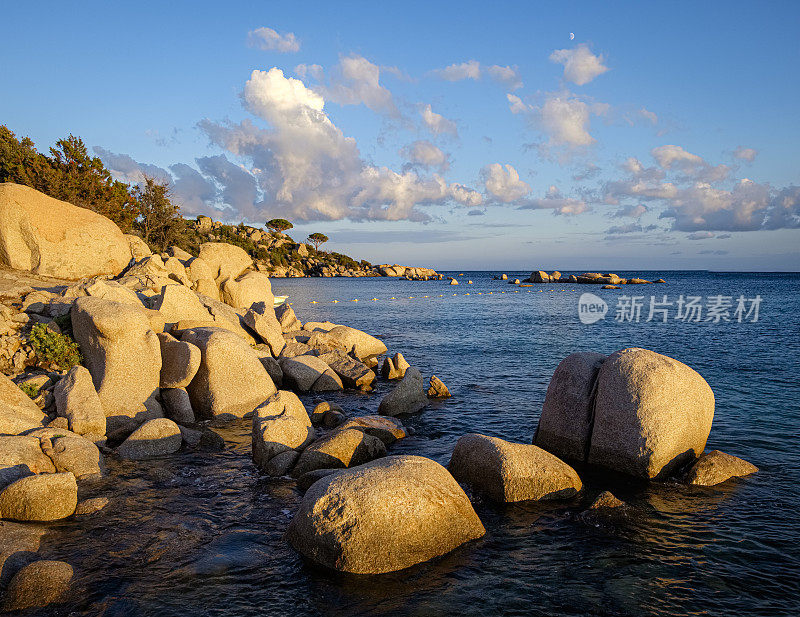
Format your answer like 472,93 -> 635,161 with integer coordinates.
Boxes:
305,288 -> 581,304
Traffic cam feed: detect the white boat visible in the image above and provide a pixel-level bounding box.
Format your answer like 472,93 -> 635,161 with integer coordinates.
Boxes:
273,295 -> 288,307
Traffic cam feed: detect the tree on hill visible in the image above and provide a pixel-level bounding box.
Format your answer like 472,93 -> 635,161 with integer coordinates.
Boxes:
307,232 -> 329,251
134,175 -> 183,252
266,218 -> 293,233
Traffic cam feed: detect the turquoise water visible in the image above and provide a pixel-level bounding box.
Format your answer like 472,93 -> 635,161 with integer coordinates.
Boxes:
36,271 -> 800,616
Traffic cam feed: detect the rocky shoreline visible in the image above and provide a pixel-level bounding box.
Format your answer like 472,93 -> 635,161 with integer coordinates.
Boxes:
0,182 -> 757,609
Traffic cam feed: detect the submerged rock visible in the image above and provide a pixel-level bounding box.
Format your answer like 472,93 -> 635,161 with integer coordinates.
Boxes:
685,450 -> 758,486
286,455 -> 486,574
75,496 -> 109,516
2,560 -> 73,611
378,367 -> 428,417
337,416 -> 406,446
589,490 -> 625,509
448,433 -> 582,503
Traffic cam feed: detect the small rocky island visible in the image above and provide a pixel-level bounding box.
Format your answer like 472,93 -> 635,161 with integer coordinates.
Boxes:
0,182 -> 757,609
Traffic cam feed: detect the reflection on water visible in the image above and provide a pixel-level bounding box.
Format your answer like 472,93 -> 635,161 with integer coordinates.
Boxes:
20,272 -> 800,616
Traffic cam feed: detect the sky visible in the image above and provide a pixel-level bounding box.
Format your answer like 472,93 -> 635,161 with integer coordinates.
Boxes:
1,1 -> 799,271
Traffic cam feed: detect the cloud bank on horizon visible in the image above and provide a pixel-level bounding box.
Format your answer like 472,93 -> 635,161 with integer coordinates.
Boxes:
95,25 -> 800,240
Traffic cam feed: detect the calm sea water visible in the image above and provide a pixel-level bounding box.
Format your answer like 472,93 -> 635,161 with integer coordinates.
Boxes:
35,271 -> 800,616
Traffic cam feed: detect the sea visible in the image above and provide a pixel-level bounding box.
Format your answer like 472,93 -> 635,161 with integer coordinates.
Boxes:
39,271 -> 800,616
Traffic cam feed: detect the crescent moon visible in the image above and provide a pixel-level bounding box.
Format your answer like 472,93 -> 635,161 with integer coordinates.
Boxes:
569,32 -> 575,40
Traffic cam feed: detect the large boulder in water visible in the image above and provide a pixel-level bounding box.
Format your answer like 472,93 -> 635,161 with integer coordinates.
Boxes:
1,560 -> 73,612
378,368 -> 428,417
534,352 -> 607,461
448,433 -> 582,503
292,428 -> 387,477
286,455 -> 485,574
116,418 -> 182,459
71,297 -> 162,434
0,373 -> 47,435
589,348 -> 714,479
180,327 -> 276,421
0,183 -> 132,279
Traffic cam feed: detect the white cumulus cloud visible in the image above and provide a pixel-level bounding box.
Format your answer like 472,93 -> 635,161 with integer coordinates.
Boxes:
485,64 -> 523,90
481,163 -> 531,203
317,54 -> 398,116
540,95 -> 594,146
419,104 -> 458,137
431,60 -> 481,81
401,140 -> 450,171
247,27 -> 300,53
549,44 -> 609,85
733,146 -> 758,162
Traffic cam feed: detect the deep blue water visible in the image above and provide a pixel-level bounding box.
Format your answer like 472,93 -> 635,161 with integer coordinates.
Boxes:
36,271 -> 800,616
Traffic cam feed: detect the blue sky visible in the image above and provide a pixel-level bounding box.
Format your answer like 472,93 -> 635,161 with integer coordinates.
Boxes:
2,0 -> 799,270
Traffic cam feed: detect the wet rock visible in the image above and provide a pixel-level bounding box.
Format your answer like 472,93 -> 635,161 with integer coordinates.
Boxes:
181,327 -> 276,421
178,425 -> 203,448
448,433 -> 582,503
252,391 -> 314,475
116,418 -> 182,459
589,490 -> 625,509
2,560 -> 73,611
378,368 -> 428,417
449,278 -> 459,285
529,271 -> 551,283
157,332 -> 201,389
292,428 -> 387,477
589,348 -> 715,479
287,455 -> 485,574
71,297 -> 162,434
534,352 -> 606,462
54,365 -> 106,437
161,388 -> 195,425
0,373 -> 48,435
75,496 -> 109,515
427,375 -> 451,398
265,450 -> 300,477
381,352 -> 410,380
0,520 -> 47,588
685,450 -> 758,486
0,472 -> 77,521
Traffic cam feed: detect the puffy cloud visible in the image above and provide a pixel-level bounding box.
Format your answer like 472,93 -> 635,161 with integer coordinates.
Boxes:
639,108 -> 658,124
247,27 -> 300,53
195,68 -> 481,222
317,54 -> 398,116
431,60 -> 481,81
549,44 -> 609,85
518,185 -> 589,215
419,104 -> 458,137
401,140 -> 449,171
481,163 -> 531,203
507,93 -> 528,115
540,95 -> 594,146
485,64 -> 522,90
652,145 -> 704,170
733,146 -> 758,162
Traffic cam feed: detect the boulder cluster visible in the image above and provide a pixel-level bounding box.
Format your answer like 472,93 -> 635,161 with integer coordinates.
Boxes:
524,270 -> 666,285
0,183 -> 758,603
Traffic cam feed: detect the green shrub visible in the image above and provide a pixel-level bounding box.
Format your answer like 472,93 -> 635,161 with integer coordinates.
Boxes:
18,382 -> 40,399
28,323 -> 82,370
